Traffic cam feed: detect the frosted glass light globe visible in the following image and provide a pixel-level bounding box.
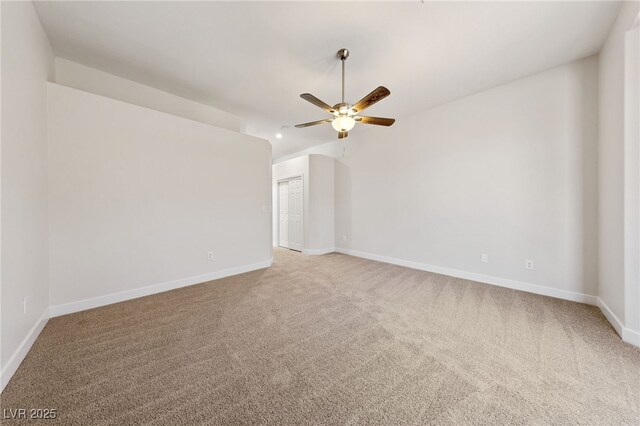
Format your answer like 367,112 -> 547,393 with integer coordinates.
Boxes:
332,116 -> 356,132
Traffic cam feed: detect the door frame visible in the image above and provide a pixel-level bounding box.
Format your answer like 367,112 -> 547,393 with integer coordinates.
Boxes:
277,175 -> 304,251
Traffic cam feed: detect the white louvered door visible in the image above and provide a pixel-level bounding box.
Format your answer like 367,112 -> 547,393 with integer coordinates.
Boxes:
278,178 -> 302,252
288,178 -> 302,251
278,181 -> 290,249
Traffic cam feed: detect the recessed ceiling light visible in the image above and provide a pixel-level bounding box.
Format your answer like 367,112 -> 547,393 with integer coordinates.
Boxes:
275,133 -> 283,139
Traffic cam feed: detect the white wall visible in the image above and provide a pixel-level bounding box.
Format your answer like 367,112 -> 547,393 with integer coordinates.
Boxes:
1,1 -> 54,389
307,155 -> 335,252
275,138 -> 345,164
624,23 -> 640,338
598,1 -> 640,328
54,58 -> 246,133
300,57 -> 599,301
47,83 -> 272,309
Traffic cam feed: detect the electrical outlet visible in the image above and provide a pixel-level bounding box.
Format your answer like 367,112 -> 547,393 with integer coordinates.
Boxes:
481,254 -> 489,263
207,252 -> 214,261
343,235 -> 347,242
525,260 -> 534,270
23,296 -> 28,315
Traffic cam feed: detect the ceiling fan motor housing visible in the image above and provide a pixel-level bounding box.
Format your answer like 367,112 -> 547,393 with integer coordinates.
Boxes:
334,102 -> 355,116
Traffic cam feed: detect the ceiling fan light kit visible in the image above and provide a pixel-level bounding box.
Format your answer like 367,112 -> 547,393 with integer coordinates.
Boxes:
295,48 -> 395,139
332,115 -> 355,132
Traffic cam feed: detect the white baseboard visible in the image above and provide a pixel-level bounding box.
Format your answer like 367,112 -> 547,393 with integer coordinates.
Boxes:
597,297 -> 640,347
2,253 -> 637,396
335,247 -> 640,347
0,309 -> 49,394
335,247 -> 598,305
49,258 -> 273,318
597,297 -> 624,335
302,247 -> 335,255
622,328 -> 640,347
1,258 -> 274,394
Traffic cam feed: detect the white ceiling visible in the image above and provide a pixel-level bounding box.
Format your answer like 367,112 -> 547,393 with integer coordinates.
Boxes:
34,1 -> 620,158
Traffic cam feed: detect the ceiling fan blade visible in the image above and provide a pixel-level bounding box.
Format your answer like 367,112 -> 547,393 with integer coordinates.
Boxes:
352,86 -> 391,113
294,119 -> 332,128
338,131 -> 348,139
356,116 -> 396,126
300,93 -> 336,114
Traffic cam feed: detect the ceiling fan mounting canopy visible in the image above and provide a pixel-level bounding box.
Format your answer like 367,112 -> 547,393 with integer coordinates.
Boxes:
337,48 -> 349,61
295,48 -> 395,139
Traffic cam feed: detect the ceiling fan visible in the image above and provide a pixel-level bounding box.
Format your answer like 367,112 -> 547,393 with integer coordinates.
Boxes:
295,48 -> 395,139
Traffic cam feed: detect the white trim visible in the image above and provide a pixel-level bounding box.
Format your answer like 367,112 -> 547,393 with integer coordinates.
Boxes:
49,258 -> 273,318
1,258 -> 274,394
0,309 -> 49,393
276,175 -> 303,184
302,247 -> 335,255
335,247 -> 640,347
597,297 -> 624,335
622,328 -> 640,347
334,248 -> 598,305
598,297 -> 640,347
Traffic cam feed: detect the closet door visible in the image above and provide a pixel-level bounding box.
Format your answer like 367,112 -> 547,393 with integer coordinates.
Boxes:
288,178 -> 303,251
278,181 -> 289,248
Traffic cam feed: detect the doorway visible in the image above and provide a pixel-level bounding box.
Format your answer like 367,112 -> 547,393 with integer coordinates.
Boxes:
278,177 -> 303,251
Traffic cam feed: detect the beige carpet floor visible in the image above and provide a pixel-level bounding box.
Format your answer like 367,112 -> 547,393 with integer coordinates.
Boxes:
2,249 -> 639,425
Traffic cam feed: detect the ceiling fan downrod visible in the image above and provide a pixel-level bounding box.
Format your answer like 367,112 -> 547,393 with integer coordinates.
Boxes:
338,48 -> 349,104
